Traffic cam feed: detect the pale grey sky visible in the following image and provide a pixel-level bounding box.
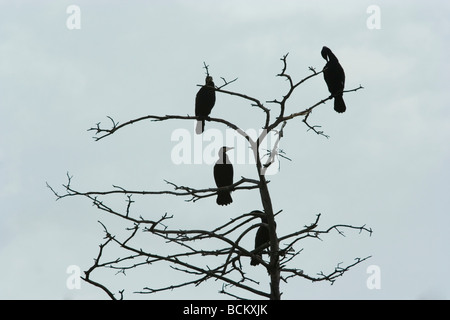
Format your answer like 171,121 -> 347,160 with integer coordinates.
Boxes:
0,0 -> 449,299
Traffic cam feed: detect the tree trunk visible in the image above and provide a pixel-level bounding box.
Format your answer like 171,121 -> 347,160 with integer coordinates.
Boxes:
258,174 -> 280,300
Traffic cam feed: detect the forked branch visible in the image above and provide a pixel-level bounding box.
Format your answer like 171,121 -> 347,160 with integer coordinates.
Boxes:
49,52 -> 368,300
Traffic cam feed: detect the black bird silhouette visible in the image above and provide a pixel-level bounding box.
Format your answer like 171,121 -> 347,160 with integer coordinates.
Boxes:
213,147 -> 233,206
251,213 -> 270,266
195,76 -> 216,134
321,46 -> 346,113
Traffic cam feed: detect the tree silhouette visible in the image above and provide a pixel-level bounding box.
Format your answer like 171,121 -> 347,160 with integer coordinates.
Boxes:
48,51 -> 370,300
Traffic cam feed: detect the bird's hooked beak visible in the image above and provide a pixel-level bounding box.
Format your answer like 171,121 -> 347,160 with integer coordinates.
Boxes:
224,146 -> 234,153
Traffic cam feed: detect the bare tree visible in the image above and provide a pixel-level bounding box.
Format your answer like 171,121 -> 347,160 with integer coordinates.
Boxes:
48,53 -> 370,300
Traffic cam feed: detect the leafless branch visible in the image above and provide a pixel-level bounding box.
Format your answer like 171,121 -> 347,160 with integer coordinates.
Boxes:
218,77 -> 239,89
50,52 -> 369,300
203,62 -> 210,77
260,121 -> 287,175
81,234 -> 124,300
47,174 -> 261,205
281,256 -> 372,284
94,220 -> 271,299
303,110 -> 330,138
214,87 -> 271,129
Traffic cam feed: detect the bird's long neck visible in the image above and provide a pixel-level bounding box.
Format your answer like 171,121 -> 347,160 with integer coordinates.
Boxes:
219,151 -> 230,164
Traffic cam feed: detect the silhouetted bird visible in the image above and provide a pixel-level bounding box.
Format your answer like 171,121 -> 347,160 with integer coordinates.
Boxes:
321,46 -> 346,113
251,214 -> 269,266
195,76 -> 216,134
213,147 -> 233,206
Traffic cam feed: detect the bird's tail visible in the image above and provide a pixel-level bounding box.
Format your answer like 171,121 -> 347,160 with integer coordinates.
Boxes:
334,95 -> 346,113
216,190 -> 232,206
250,253 -> 262,266
195,120 -> 204,134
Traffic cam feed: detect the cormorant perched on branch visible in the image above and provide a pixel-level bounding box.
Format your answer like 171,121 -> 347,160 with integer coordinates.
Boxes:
251,214 -> 269,266
213,147 -> 233,206
321,46 -> 346,113
195,76 -> 216,134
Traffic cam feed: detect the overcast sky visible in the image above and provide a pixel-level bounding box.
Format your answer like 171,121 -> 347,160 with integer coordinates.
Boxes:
1,0 -> 449,300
